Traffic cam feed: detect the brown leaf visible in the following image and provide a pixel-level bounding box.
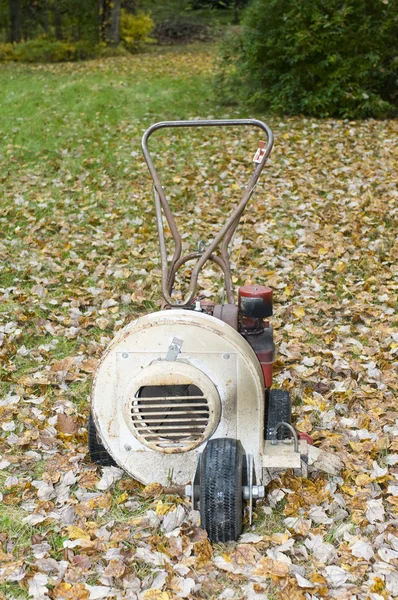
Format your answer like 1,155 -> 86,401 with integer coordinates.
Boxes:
74,503 -> 94,518
103,559 -> 125,578
56,413 -> 78,435
53,582 -> 89,600
254,557 -> 289,578
51,357 -> 75,372
87,492 -> 112,510
119,478 -> 140,491
142,482 -> 163,498
230,544 -> 261,567
71,555 -> 92,571
194,538 -> 213,569
80,358 -> 98,373
78,471 -> 100,489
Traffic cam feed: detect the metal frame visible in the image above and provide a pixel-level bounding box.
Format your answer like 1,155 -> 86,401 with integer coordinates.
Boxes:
141,119 -> 274,307
271,422 -> 299,452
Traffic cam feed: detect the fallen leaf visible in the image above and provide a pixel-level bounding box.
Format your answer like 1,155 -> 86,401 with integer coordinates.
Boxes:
56,414 -> 78,435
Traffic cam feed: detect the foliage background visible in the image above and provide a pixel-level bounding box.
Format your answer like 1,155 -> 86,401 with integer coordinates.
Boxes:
217,0 -> 398,118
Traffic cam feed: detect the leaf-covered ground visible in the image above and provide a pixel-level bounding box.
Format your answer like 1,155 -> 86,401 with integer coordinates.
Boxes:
0,46 -> 397,600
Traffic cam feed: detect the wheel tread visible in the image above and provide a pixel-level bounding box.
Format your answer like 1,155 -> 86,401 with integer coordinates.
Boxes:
200,438 -> 243,542
265,389 -> 292,440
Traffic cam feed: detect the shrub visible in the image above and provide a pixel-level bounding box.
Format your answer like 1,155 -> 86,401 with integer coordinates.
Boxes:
120,10 -> 154,51
217,0 -> 398,118
0,38 -> 131,63
1,38 -> 98,62
0,43 -> 14,62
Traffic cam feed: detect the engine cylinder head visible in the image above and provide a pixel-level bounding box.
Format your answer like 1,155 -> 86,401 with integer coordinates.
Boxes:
238,285 -> 273,318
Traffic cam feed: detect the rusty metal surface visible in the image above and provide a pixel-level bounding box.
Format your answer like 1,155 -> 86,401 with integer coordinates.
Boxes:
213,304 -> 239,330
141,119 -> 274,307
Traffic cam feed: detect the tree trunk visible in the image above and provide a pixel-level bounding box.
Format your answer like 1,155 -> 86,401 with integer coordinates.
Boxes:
105,0 -> 121,46
9,0 -> 22,43
54,0 -> 63,40
233,0 -> 240,25
98,0 -> 104,42
42,0 -> 49,35
99,0 -> 120,45
122,0 -> 138,14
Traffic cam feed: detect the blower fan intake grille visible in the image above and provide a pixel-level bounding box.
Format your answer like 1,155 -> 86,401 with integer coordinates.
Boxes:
131,385 -> 210,451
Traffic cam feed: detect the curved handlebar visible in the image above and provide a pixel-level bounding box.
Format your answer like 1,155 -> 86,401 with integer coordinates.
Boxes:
141,119 -> 274,307
142,118 -> 273,159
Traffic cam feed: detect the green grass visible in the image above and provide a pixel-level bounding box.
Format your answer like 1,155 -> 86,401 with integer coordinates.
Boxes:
0,504 -> 44,552
252,503 -> 286,536
0,43 -> 231,394
0,44 -> 218,177
0,583 -> 29,600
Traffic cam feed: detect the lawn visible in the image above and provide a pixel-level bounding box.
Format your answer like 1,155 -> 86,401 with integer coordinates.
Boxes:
0,44 -> 397,599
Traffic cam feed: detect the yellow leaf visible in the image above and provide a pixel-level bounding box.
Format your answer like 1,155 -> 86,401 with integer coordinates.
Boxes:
142,591 -> 170,600
194,539 -> 213,568
293,306 -> 305,318
351,510 -> 367,525
355,473 -> 372,486
386,496 -> 398,507
142,482 -> 163,498
303,395 -> 326,410
284,285 -> 293,296
55,583 -> 72,594
222,552 -> 231,562
271,531 -> 290,544
370,577 -> 385,593
296,416 -> 313,433
53,582 -> 89,600
349,441 -> 363,453
116,492 -> 129,504
310,572 -> 327,585
341,484 -> 356,496
155,500 -> 170,516
66,526 -> 91,541
335,261 -> 346,273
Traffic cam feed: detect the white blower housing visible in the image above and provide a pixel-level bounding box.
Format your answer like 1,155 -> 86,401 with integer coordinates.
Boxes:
91,309 -> 265,486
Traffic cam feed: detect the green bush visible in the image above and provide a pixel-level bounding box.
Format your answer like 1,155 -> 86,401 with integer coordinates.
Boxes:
0,42 -> 14,61
120,10 -> 154,51
217,0 -> 398,118
0,37 -> 133,63
0,38 -> 98,62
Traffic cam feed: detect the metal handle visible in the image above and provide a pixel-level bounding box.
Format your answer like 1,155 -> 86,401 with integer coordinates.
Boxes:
141,119 -> 274,307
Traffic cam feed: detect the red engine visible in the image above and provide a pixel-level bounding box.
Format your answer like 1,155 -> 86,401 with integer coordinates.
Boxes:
238,285 -> 274,388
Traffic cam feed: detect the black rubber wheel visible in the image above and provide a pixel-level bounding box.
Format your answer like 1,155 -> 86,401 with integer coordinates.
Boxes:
88,411 -> 117,467
265,389 -> 292,440
200,438 -> 243,543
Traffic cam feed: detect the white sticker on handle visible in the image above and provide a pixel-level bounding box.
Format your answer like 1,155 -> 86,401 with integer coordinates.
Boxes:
253,141 -> 266,163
